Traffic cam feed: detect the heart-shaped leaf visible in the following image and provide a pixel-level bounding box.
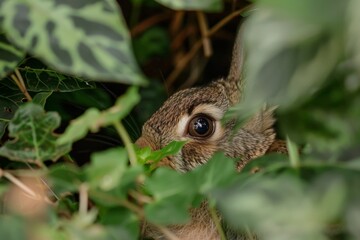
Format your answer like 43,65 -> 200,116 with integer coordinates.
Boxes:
0,103 -> 71,163
0,0 -> 146,85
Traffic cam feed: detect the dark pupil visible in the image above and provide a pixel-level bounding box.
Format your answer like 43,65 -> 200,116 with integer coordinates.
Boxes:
193,117 -> 209,135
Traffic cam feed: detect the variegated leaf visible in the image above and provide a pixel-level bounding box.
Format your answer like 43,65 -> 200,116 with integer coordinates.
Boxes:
0,31 -> 25,78
0,0 -> 146,85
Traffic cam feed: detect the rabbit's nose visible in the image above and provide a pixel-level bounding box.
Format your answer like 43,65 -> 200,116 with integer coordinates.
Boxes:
135,136 -> 156,150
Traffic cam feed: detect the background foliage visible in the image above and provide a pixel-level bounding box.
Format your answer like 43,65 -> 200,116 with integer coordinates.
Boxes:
1,0 -> 360,239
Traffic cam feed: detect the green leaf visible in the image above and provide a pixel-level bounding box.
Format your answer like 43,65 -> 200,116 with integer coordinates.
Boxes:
0,31 -> 25,79
0,103 -> 71,163
136,140 -> 186,164
0,215 -> 26,240
144,168 -> 196,224
133,27 -> 170,64
192,152 -> 237,194
240,7 -> 343,112
0,95 -> 19,138
32,91 -> 52,107
257,0 -> 348,28
99,207 -> 139,240
57,86 -> 140,145
0,0 -> 146,85
1,68 -> 96,92
155,0 -> 223,12
86,148 -> 128,191
49,164 -> 82,193
145,168 -> 194,200
215,175 -> 324,240
145,195 -> 190,225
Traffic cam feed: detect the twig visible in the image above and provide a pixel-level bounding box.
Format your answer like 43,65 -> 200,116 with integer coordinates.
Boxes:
0,169 -> 36,197
207,6 -> 252,37
154,224 -> 181,240
196,11 -> 212,57
131,12 -> 172,37
11,69 -> 32,101
129,189 -> 153,204
170,11 -> 185,35
25,162 -> 60,201
90,190 -> 143,216
0,169 -> 56,204
166,40 -> 203,88
167,6 -> 250,88
209,202 -> 227,240
113,121 -> 138,167
79,183 -> 89,215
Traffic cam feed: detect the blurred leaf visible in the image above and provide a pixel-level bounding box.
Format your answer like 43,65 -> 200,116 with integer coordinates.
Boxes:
144,168 -> 196,224
215,172 -> 349,240
347,204 -> 360,239
0,0 -> 146,84
86,148 -> 127,191
0,215 -> 26,240
57,87 -> 140,145
0,184 -> 9,197
348,0 -> 360,77
133,27 -> 170,64
238,5 -> 343,115
192,152 -> 237,194
49,164 -> 82,194
0,103 -> 71,162
32,91 -> 52,107
136,80 -> 167,125
99,207 -> 139,240
311,174 -> 347,222
0,95 -> 19,138
0,31 -> 25,79
1,68 -> 96,92
257,0 -> 348,28
145,194 -> 190,225
155,0 -> 223,12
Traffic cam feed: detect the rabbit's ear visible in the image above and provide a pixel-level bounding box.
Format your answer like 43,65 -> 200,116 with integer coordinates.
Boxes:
226,24 -> 246,99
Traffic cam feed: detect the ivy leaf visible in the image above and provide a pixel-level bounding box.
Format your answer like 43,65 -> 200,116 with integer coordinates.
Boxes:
136,140 -> 186,164
0,31 -> 25,79
144,168 -> 196,224
85,148 -> 128,191
32,91 -> 52,107
192,152 -> 237,194
0,95 -> 19,138
0,215 -> 26,240
155,0 -> 223,12
99,207 -> 139,240
1,68 -> 96,92
0,103 -> 71,163
0,0 -> 146,85
57,86 -> 140,145
49,164 -> 83,194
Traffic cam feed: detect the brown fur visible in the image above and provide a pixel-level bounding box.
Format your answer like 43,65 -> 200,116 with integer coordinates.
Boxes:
136,23 -> 286,239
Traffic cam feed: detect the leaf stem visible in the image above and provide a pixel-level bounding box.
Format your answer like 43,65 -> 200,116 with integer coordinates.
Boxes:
90,190 -> 143,216
196,11 -> 212,57
113,121 -> 137,166
79,183 -> 89,215
154,224 -> 181,240
0,169 -> 36,197
207,5 -> 252,37
10,69 -> 32,101
286,137 -> 300,168
209,201 -> 227,240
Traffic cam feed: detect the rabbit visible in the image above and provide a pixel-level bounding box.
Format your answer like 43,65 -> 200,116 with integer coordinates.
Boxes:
136,23 -> 287,239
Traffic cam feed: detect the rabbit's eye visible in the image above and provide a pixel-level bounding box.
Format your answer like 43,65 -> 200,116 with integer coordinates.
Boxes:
188,114 -> 215,138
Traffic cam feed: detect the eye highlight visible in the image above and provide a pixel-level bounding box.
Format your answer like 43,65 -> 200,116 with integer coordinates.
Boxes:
187,114 -> 215,139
